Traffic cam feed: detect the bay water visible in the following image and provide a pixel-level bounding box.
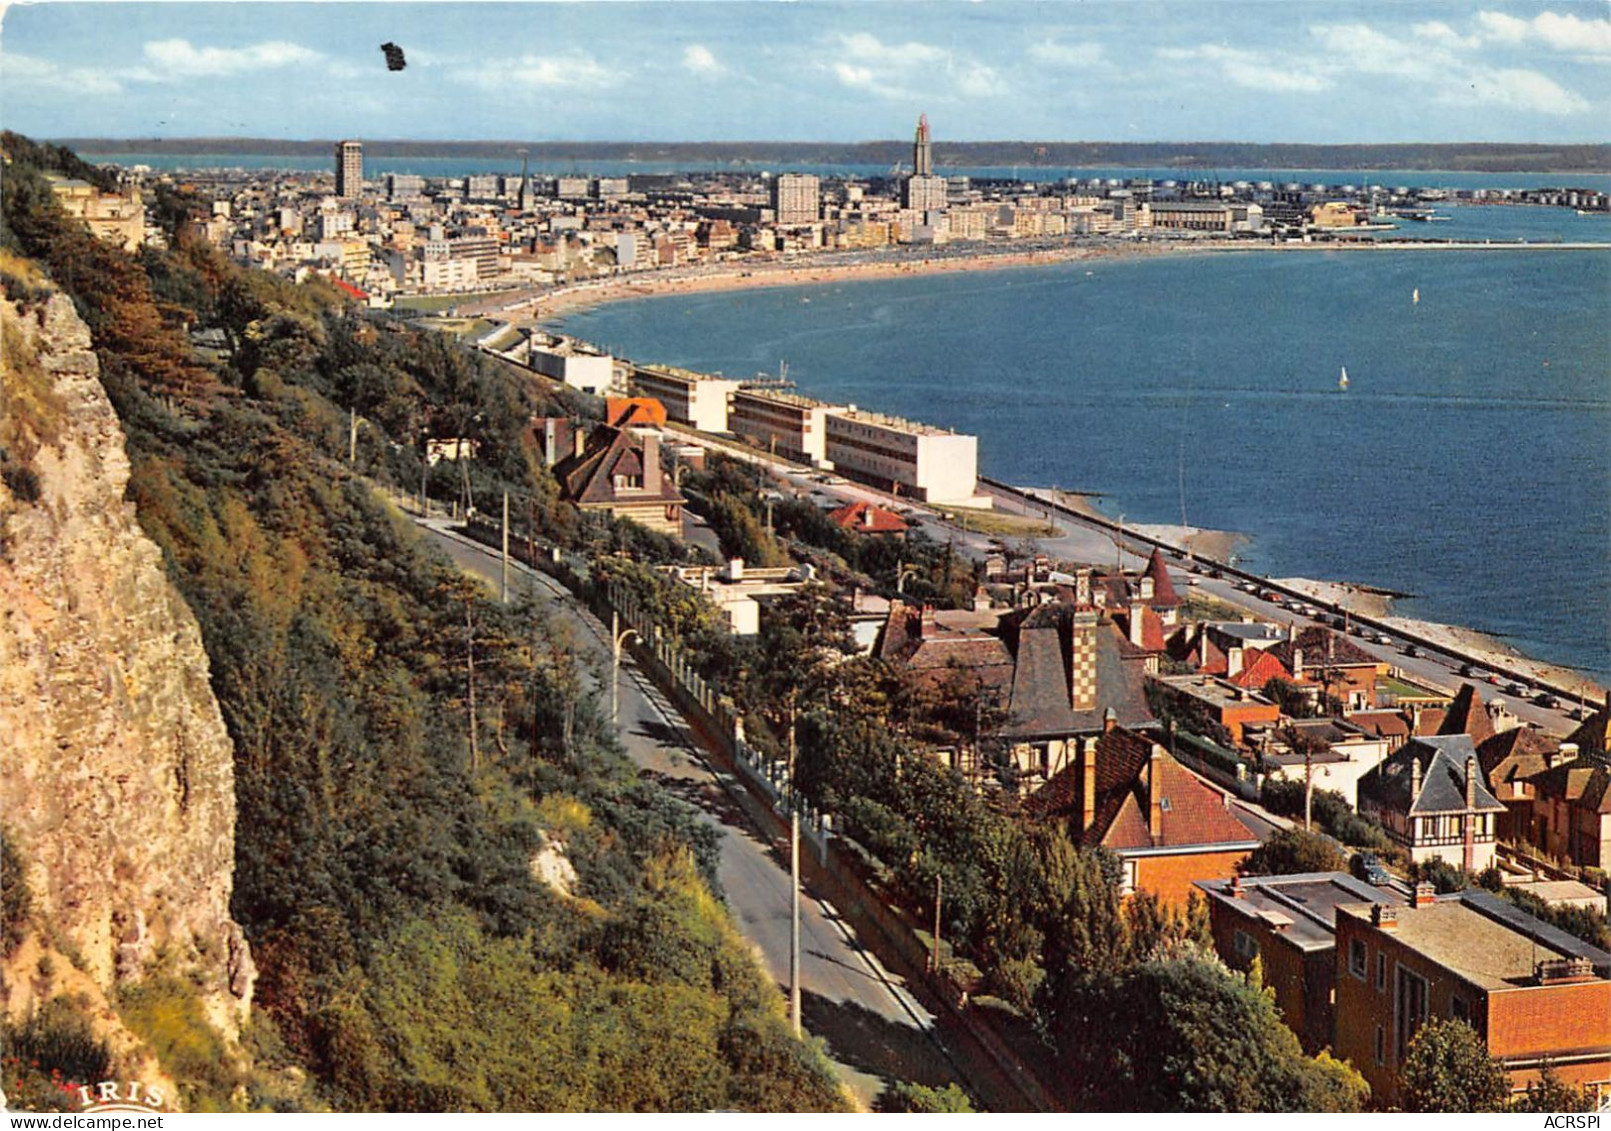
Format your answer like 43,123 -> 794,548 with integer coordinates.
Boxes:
556,240 -> 1611,684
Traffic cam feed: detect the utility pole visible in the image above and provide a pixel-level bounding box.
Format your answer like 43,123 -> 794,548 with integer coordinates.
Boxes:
611,610 -> 637,728
465,592 -> 479,772
929,873 -> 944,974
1116,513 -> 1126,574
788,706 -> 802,1039
419,428 -> 430,516
500,490 -> 510,603
349,408 -> 358,464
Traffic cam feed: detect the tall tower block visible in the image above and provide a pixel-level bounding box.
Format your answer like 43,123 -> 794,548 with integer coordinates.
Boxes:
913,114 -> 933,177
335,140 -> 363,199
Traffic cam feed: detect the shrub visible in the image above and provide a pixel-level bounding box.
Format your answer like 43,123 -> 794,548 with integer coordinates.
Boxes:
1,827 -> 33,957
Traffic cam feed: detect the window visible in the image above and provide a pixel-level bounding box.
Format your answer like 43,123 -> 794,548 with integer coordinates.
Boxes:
1451,995 -> 1470,1022
1396,968 -> 1429,1062
1376,952 -> 1388,992
1349,938 -> 1368,979
1234,930 -> 1259,962
1374,1025 -> 1385,1065
1120,859 -> 1138,896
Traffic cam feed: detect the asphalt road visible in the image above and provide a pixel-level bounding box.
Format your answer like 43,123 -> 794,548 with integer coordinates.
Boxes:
414,518 -> 967,1111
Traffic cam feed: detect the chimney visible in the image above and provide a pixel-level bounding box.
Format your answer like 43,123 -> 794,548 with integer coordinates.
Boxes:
1372,903 -> 1399,929
726,557 -> 744,582
1129,599 -> 1147,648
1410,755 -> 1422,804
1198,631 -> 1210,668
1071,609 -> 1098,712
1292,647 -> 1305,681
1413,882 -> 1437,908
1465,756 -> 1478,810
1558,742 -> 1579,765
1079,736 -> 1098,835
543,418 -> 558,466
1075,567 -> 1092,609
638,430 -> 661,491
920,604 -> 936,636
1464,755 -> 1479,871
1230,874 -> 1245,899
863,507 -> 875,528
1103,706 -> 1118,733
1228,645 -> 1245,678
573,425 -> 587,461
1147,744 -> 1165,840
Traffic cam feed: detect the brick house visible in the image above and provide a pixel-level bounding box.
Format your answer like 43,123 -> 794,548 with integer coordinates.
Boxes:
1333,887 -> 1611,1107
1529,752 -> 1611,869
551,422 -> 685,535
1266,626 -> 1390,712
1196,871 -> 1403,1055
1356,734 -> 1506,872
1025,723 -> 1259,906
1477,727 -> 1560,843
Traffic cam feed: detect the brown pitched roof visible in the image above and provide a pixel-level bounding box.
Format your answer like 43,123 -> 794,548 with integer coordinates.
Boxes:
875,601 -> 1013,691
1351,710 -> 1412,740
1141,546 -> 1182,607
1529,754 -> 1611,815
827,500 -> 909,535
1268,625 -> 1382,673
552,424 -> 683,508
1477,727 -> 1558,799
1438,683 -> 1495,746
1026,727 -> 1258,850
1566,707 -> 1611,757
1114,605 -> 1169,653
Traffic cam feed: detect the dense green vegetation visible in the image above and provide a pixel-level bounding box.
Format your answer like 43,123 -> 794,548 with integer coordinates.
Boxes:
1,132 -> 843,1112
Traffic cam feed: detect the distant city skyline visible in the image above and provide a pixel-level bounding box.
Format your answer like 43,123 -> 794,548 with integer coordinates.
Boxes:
3,2 -> 1609,145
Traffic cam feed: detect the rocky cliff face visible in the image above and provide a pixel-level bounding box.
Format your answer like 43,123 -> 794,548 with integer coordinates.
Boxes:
0,287 -> 253,1033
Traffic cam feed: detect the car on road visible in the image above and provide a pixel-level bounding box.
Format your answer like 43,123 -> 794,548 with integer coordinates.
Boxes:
1534,692 -> 1560,709
1459,663 -> 1476,677
1403,644 -> 1420,658
1569,706 -> 1589,721
1374,633 -> 1393,645
1355,852 -> 1394,888
1506,682 -> 1527,696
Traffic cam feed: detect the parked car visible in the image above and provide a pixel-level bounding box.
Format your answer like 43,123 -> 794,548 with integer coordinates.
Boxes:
1403,644 -> 1420,658
1534,693 -> 1560,709
1355,852 -> 1394,888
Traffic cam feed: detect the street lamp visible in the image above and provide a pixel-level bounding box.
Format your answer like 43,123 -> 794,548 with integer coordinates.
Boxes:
897,563 -> 921,594
611,609 -> 638,728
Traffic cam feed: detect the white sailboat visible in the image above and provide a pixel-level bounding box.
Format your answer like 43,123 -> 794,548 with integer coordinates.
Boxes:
1412,288 -> 1420,304
1338,366 -> 1350,391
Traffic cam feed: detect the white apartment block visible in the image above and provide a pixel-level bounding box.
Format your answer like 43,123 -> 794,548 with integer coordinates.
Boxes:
528,333 -> 614,396
729,389 -> 833,466
823,408 -> 979,505
772,173 -> 821,226
629,366 -> 740,432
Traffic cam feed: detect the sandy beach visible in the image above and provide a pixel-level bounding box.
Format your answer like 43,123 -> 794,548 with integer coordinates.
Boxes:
460,239 -> 1208,324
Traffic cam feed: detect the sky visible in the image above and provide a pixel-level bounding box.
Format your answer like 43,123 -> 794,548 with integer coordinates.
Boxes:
2,1 -> 1609,144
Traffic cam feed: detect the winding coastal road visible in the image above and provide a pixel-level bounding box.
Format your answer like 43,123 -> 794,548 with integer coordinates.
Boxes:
413,516 -> 1019,1111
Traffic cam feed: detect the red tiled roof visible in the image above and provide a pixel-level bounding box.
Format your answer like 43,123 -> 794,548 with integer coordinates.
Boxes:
827,501 -> 909,535
1268,626 -> 1382,672
1141,546 -> 1182,607
1026,726 -> 1258,851
1228,648 -> 1292,691
606,397 -> 668,428
1115,606 -> 1168,653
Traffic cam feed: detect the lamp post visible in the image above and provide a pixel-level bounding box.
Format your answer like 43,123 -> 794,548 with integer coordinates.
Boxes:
787,705 -> 802,1039
897,563 -> 920,595
611,609 -> 638,728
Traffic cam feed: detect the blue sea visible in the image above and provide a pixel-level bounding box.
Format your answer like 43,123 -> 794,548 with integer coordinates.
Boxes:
554,235 -> 1611,684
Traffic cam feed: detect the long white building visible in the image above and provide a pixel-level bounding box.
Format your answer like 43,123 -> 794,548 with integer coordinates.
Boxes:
823,407 -> 980,505
528,332 -> 614,396
629,365 -> 740,432
729,388 -> 833,466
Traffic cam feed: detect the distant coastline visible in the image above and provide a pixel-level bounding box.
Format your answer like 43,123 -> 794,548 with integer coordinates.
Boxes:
59,136 -> 1611,175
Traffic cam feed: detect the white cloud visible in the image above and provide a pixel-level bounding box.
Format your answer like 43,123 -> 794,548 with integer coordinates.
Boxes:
829,61 -> 911,101
1311,24 -> 1444,80
1411,21 -> 1480,50
1458,67 -> 1591,114
463,52 -> 616,90
837,32 -> 946,68
1029,41 -> 1106,68
141,38 -> 322,78
683,44 -> 725,76
1478,9 -> 1611,56
3,52 -> 124,95
1160,44 -> 1329,92
954,61 -> 1005,98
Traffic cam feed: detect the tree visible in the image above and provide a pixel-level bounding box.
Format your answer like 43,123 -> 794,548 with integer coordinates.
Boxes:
1242,828 -> 1347,877
1511,1063 -> 1593,1113
880,1080 -> 975,1112
1400,1018 -> 1510,1112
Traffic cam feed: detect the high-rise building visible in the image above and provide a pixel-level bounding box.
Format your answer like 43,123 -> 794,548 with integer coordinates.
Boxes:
335,140 -> 363,200
913,113 -> 933,177
903,114 -> 946,212
772,173 -> 821,225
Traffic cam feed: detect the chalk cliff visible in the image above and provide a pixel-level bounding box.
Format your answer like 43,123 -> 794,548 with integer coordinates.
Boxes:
0,285 -> 253,1034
